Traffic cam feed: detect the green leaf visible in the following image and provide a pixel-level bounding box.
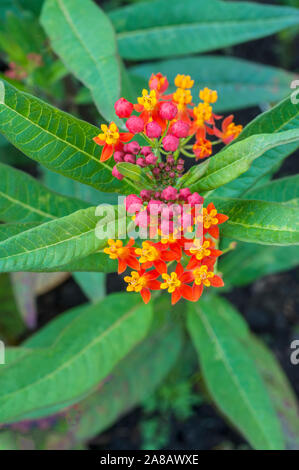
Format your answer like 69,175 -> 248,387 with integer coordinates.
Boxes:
73,272 -> 106,303
205,295 -> 299,450
0,162 -> 88,223
245,336 -> 299,450
110,0 -> 299,60
41,0 -> 120,123
0,222 -> 39,242
117,162 -> 153,187
219,242 -> 299,287
186,129 -> 299,192
178,159 -> 210,188
214,197 -> 299,245
0,274 -> 26,344
130,56 -> 295,112
214,96 -> 299,198
245,175 -> 299,206
42,167 -> 119,206
0,292 -> 152,423
0,79 -> 137,195
0,206 -> 123,272
187,296 -> 285,450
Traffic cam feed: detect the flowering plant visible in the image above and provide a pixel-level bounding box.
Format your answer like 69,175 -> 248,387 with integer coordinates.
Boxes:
0,0 -> 298,452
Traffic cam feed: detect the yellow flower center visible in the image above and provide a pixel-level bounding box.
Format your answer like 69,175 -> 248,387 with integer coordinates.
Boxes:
138,89 -> 157,111
160,272 -> 181,293
192,265 -> 214,287
193,103 -> 212,126
173,88 -> 192,111
199,87 -> 218,104
97,122 -> 119,145
174,74 -> 194,89
135,242 -> 159,263
203,208 -> 218,229
224,123 -> 243,139
190,240 -> 211,260
124,271 -> 146,293
104,239 -> 125,259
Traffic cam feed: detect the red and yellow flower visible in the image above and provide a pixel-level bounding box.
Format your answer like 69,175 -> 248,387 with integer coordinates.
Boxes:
93,122 -> 133,162
124,269 -> 160,304
160,263 -> 195,305
103,239 -> 139,274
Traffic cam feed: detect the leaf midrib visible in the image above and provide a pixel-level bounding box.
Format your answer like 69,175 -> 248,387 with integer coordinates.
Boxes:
116,16 -> 298,39
0,304 -> 142,405
198,308 -> 275,449
0,87 -> 138,192
0,189 -> 56,221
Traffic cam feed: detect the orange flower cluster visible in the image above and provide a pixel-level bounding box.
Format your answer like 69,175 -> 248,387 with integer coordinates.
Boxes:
104,203 -> 228,305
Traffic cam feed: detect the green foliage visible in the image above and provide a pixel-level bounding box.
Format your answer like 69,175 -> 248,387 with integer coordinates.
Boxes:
41,0 -> 121,123
187,296 -> 285,450
110,0 -> 299,60
0,293 -> 153,423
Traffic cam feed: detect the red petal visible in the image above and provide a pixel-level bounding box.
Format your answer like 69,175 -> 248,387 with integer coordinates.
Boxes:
147,280 -> 161,290
175,263 -> 184,276
186,256 -> 199,270
140,288 -> 151,304
210,275 -> 224,288
193,283 -> 204,301
126,256 -> 140,271
181,272 -> 194,284
216,213 -> 229,224
118,259 -> 127,274
180,284 -> 194,301
209,225 -> 219,239
120,132 -> 134,143
93,136 -> 104,146
100,144 -> 113,162
154,259 -> 167,274
145,269 -> 160,280
210,249 -> 223,258
171,289 -> 182,305
207,202 -> 215,212
222,114 -> 234,132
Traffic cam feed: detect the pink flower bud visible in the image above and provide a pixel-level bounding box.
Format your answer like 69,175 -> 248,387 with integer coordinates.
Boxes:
145,153 -> 158,165
179,188 -> 191,200
161,186 -> 178,201
124,153 -> 136,164
114,98 -> 133,118
112,166 -> 124,180
126,141 -> 140,154
145,121 -> 162,139
140,190 -> 152,201
114,151 -> 124,163
153,168 -> 160,177
126,116 -> 144,134
125,194 -> 142,214
140,146 -> 152,156
162,135 -> 179,152
159,102 -> 178,121
147,200 -> 162,214
136,157 -> 146,167
188,192 -> 204,205
171,120 -> 190,138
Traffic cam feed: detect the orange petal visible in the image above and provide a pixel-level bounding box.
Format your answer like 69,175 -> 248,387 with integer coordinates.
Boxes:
154,259 -> 167,274
216,213 -> 229,224
175,263 -> 184,277
93,136 -> 104,146
120,132 -> 134,143
118,259 -> 127,274
100,144 -> 113,162
210,275 -> 224,288
140,287 -> 151,304
208,225 -> 219,239
193,283 -> 204,301
147,280 -> 161,291
180,284 -> 194,301
126,256 -> 140,271
171,289 -> 182,305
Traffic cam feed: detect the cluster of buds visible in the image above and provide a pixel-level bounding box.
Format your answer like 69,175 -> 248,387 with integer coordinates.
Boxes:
94,73 -> 239,304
